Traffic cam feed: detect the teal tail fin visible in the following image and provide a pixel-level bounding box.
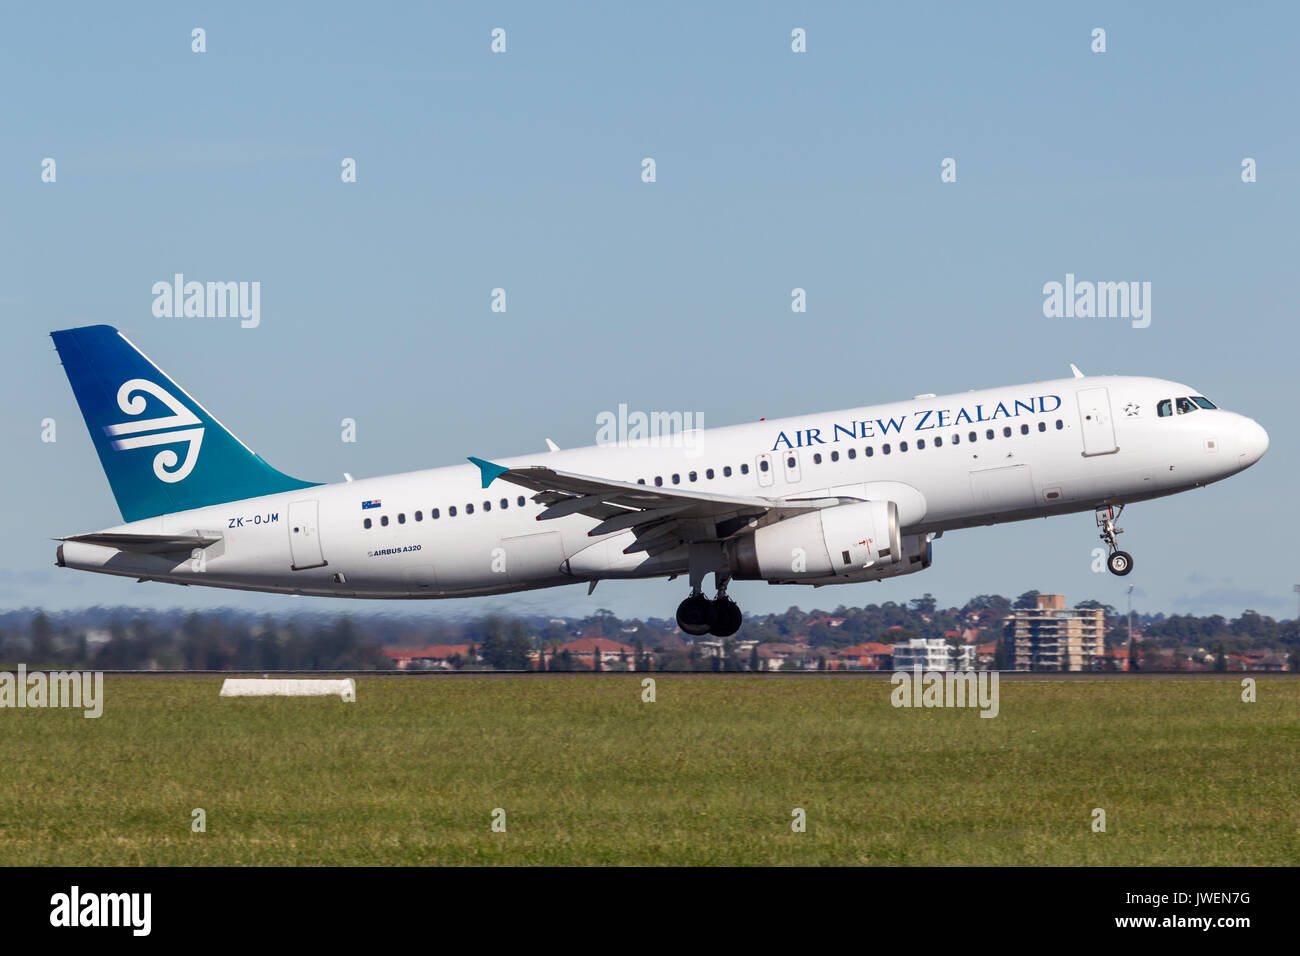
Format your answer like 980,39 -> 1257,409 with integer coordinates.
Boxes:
51,325 -> 319,522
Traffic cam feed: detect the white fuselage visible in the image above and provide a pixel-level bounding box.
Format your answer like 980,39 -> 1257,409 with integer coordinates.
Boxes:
57,375 -> 1268,598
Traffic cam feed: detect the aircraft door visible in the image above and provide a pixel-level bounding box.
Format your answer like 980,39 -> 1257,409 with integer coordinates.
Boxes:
288,500 -> 327,570
1076,387 -> 1119,457
755,453 -> 775,487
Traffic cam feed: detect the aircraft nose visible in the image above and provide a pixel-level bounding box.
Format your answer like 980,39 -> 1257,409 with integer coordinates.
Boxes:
1238,418 -> 1269,467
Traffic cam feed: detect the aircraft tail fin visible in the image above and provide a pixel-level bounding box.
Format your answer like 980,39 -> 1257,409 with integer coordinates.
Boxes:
50,324 -> 318,522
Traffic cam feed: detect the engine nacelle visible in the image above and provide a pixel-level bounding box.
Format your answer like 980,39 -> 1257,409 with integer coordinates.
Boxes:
862,532 -> 933,579
761,532 -> 934,586
725,500 -> 901,582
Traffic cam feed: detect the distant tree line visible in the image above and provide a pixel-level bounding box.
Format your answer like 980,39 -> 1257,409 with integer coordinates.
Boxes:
0,592 -> 1296,671
0,610 -> 394,671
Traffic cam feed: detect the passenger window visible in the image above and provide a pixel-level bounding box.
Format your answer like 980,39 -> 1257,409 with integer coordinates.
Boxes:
501,498 -> 508,509
415,511 -> 423,521
466,503 -> 474,514
969,431 -> 977,442
449,506 -> 457,517
655,476 -> 663,486
865,446 -> 874,457
813,453 -> 822,464
1020,424 -> 1029,435
689,471 -> 697,482
1002,427 -> 1012,437
398,513 -> 406,524
1038,422 -> 1046,432
934,436 -> 942,447
760,460 -> 769,472
952,434 -> 960,444
882,444 -> 891,455
517,496 -> 526,506
1157,400 -> 1172,418
381,515 -> 389,527
786,457 -> 795,468
1055,419 -> 1064,429
916,439 -> 925,450
483,501 -> 491,511
672,474 -> 680,484
432,508 -> 440,519
899,442 -> 908,452
847,448 -> 856,459
637,478 -> 645,484
741,463 -> 750,475
986,429 -> 995,440
831,450 -> 839,462
706,468 -> 715,479
723,466 -> 733,477
363,518 -> 372,529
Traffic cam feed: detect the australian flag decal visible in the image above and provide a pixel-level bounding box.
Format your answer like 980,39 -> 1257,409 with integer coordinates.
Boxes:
361,499 -> 381,510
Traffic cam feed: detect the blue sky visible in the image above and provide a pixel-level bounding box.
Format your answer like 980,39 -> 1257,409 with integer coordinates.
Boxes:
2,2 -> 1296,621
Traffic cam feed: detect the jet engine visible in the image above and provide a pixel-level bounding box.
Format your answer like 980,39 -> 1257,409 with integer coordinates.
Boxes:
724,500 -> 901,582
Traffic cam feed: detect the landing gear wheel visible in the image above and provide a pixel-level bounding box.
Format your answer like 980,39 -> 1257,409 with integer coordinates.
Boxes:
1107,550 -> 1133,576
710,596 -> 743,637
676,593 -> 715,636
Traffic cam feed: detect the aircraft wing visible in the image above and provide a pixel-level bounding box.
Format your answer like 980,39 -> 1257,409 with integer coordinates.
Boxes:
57,531 -> 221,555
469,457 -> 852,556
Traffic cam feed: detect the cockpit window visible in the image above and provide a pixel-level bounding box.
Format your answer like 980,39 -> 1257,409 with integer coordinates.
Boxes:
1176,397 -> 1197,414
1191,396 -> 1216,409
1157,399 -> 1172,417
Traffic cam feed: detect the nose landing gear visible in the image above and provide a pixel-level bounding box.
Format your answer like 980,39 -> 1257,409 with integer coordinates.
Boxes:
1097,505 -> 1133,576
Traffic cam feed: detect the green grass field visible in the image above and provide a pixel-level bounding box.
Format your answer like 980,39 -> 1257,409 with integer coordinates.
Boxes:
1,675 -> 1297,865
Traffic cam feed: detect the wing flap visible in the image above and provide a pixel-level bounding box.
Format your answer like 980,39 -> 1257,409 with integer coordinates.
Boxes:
469,457 -> 852,553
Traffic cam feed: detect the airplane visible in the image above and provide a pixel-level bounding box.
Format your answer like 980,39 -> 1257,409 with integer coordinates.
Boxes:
50,324 -> 1268,637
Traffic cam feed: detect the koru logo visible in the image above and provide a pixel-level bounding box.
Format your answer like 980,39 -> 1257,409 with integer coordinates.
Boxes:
103,379 -> 204,482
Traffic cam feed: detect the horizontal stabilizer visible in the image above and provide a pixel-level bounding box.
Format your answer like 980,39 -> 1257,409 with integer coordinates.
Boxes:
57,531 -> 221,554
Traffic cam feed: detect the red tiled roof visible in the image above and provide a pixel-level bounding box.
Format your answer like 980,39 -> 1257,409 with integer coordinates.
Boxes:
837,642 -> 892,656
756,643 -> 804,657
384,644 -> 472,661
561,637 -> 635,654
652,634 -> 689,651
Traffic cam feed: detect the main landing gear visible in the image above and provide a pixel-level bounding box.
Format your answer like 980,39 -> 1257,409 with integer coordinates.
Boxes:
676,582 -> 738,634
675,542 -> 743,637
1096,505 -> 1133,576
676,583 -> 743,638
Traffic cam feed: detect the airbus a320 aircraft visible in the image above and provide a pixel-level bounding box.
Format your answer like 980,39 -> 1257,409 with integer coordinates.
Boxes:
50,325 -> 1268,636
